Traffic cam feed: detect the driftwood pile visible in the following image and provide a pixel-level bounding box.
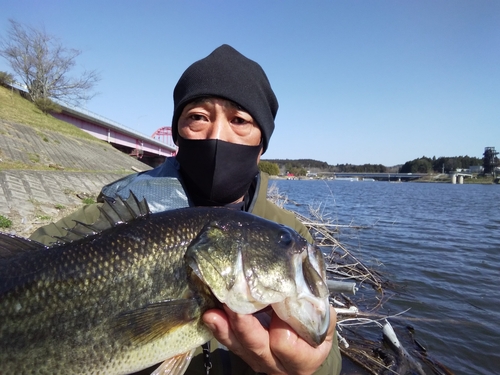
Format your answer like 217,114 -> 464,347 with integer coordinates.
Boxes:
268,184 -> 454,375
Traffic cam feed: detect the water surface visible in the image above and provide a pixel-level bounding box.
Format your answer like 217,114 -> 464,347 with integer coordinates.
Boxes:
274,179 -> 500,375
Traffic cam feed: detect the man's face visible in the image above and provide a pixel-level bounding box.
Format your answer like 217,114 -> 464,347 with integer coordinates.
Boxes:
177,97 -> 263,150
176,97 -> 264,204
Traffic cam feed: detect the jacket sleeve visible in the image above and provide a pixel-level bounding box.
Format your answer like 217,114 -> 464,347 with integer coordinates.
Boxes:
253,200 -> 314,243
29,203 -> 102,246
250,172 -> 313,243
312,332 -> 342,375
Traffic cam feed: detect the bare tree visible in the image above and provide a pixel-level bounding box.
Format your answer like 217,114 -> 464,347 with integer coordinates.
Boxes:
0,19 -> 100,106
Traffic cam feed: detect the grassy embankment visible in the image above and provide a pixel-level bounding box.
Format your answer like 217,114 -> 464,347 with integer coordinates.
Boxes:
461,176 -> 495,184
417,173 -> 494,184
0,85 -> 100,171
0,85 -> 136,229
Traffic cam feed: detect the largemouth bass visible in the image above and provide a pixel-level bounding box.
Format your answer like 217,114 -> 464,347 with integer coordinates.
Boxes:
0,196 -> 330,375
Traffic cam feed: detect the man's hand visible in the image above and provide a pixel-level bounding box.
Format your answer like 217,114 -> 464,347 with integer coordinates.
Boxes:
202,305 -> 337,375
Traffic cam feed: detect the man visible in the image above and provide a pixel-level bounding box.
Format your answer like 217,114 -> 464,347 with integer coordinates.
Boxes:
30,44 -> 341,375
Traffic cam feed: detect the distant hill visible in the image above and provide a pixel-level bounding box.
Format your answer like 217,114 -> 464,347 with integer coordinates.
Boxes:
262,158 -> 332,170
262,158 -> 401,173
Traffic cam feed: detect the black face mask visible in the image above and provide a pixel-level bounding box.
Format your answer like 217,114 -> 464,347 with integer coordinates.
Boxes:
176,137 -> 262,206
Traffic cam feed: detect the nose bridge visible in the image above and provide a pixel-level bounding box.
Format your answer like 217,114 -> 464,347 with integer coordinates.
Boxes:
208,116 -> 224,140
207,104 -> 229,141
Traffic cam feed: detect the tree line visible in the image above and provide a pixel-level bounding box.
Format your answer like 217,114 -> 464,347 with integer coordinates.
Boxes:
260,153 -> 494,176
399,155 -> 484,174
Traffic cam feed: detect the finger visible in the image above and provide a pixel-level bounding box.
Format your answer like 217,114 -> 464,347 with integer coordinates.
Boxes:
202,307 -> 265,357
202,309 -> 236,346
220,307 -> 285,373
202,308 -> 228,332
223,307 -> 273,352
269,306 -> 337,374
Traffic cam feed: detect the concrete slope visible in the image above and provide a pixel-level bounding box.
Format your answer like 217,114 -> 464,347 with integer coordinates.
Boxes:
0,119 -> 151,172
0,119 -> 154,237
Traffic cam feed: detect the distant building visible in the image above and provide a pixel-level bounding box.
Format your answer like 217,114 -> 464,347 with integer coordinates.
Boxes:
469,165 -> 484,173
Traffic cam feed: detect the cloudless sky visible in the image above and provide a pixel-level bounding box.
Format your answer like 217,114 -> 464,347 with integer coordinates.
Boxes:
1,1 -> 499,166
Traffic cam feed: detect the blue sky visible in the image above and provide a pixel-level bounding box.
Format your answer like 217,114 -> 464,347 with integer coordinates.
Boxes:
1,1 -> 499,166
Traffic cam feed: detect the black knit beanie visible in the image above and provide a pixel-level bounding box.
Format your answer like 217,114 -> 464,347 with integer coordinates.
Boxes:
171,44 -> 278,153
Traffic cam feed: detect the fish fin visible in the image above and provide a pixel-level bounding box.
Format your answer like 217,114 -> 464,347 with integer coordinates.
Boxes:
150,348 -> 196,375
112,299 -> 200,346
55,193 -> 151,243
0,233 -> 45,259
98,192 -> 150,225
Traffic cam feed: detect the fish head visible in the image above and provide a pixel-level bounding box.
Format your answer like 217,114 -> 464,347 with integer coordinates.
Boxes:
185,211 -> 330,347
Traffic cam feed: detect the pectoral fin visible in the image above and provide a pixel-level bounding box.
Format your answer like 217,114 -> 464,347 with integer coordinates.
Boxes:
150,348 -> 196,375
111,299 -> 200,346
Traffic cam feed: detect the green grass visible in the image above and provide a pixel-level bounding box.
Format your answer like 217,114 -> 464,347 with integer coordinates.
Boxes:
0,86 -> 98,142
36,214 -> 52,221
28,153 -> 40,163
0,215 -> 12,228
82,197 -> 96,205
464,176 -> 495,184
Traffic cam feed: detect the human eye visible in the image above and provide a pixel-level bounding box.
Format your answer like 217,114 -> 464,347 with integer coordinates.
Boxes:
231,116 -> 250,125
189,113 -> 207,122
182,104 -> 211,124
231,107 -> 254,125
178,107 -> 210,136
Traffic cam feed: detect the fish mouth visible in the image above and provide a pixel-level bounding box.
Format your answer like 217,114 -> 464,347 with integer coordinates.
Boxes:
272,298 -> 330,347
271,243 -> 331,347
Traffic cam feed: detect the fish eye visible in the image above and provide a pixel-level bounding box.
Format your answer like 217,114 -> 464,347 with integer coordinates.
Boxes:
278,230 -> 293,247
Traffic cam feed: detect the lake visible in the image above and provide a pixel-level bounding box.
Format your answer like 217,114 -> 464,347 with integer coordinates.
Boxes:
273,179 -> 500,375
